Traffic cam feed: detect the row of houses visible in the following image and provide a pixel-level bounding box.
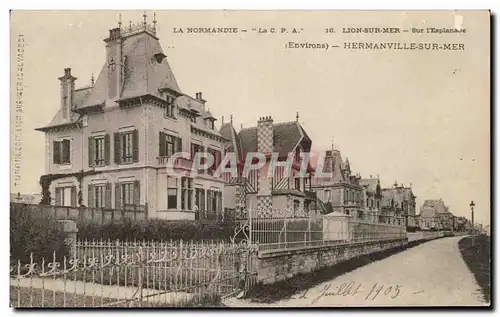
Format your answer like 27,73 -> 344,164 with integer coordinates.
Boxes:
416,198 -> 474,232
31,19 -> 416,225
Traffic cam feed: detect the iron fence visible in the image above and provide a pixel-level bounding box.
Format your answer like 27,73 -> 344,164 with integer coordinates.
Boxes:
10,240 -> 257,308
247,212 -> 407,251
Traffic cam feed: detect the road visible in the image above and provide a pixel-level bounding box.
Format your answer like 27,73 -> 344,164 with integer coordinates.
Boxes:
225,236 -> 487,307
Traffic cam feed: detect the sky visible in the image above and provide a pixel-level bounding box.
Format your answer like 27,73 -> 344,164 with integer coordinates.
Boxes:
9,11 -> 490,225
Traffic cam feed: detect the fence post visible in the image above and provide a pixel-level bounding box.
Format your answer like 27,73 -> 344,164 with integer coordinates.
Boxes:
58,220 -> 78,259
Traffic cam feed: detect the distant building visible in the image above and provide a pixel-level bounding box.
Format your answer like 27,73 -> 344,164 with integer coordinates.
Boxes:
381,182 -> 417,227
311,148 -> 364,220
359,176 -> 382,223
420,198 -> 454,230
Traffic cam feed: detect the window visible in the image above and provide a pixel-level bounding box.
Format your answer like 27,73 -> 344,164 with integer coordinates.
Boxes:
181,177 -> 193,210
293,200 -> 300,214
325,190 -> 331,202
53,139 -> 71,164
211,190 -> 218,212
217,191 -> 222,212
159,132 -> 182,158
94,137 -> 105,166
122,182 -> 134,205
167,177 -> 178,209
88,134 -> 111,167
206,119 -> 215,130
207,148 -> 221,175
294,178 -> 301,190
114,130 -> 138,164
94,185 -> 105,208
195,188 -> 205,212
55,186 -> 76,207
191,143 -> 205,160
163,94 -> 176,118
190,116 -> 196,124
166,135 -> 175,157
121,132 -> 133,163
168,188 -> 177,209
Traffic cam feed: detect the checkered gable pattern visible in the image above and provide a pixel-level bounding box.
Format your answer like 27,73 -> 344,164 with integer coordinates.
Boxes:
257,195 -> 273,218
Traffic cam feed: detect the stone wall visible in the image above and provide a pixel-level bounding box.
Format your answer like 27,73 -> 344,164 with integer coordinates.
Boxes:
256,238 -> 407,285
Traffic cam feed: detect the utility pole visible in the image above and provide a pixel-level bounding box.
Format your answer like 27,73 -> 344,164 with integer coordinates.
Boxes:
470,200 -> 475,246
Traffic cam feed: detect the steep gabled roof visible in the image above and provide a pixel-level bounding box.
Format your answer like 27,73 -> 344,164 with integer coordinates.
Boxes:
237,121 -> 308,158
80,31 -> 181,109
36,86 -> 92,131
360,178 -> 379,193
382,186 -> 415,207
120,32 -> 180,100
220,122 -> 243,161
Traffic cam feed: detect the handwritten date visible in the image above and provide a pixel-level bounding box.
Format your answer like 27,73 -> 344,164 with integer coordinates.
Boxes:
297,281 -> 402,304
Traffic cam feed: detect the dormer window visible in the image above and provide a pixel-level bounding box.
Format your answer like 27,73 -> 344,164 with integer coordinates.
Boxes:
206,119 -> 215,130
163,93 -> 176,119
154,52 -> 167,63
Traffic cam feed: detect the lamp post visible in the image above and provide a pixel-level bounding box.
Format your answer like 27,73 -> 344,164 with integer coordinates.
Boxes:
470,200 -> 475,245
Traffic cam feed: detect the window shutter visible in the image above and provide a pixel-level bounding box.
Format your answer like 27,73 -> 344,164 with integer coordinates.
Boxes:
53,141 -> 61,164
55,187 -> 62,206
114,132 -> 121,164
159,131 -> 166,157
88,136 -> 94,167
71,186 -> 77,207
115,183 -> 122,210
105,182 -> 112,209
132,129 -> 139,162
133,180 -> 140,206
104,134 -> 111,165
87,184 -> 94,208
176,137 -> 182,153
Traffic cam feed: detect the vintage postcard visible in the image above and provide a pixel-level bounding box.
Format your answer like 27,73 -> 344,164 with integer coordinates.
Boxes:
10,10 -> 491,308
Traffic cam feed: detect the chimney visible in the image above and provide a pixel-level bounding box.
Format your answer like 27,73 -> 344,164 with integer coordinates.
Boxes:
195,92 -> 206,104
256,116 -> 274,212
104,27 -> 123,99
257,116 -> 274,155
58,68 -> 77,120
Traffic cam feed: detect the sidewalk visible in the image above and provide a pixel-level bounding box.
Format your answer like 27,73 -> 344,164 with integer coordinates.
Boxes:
225,236 -> 487,307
